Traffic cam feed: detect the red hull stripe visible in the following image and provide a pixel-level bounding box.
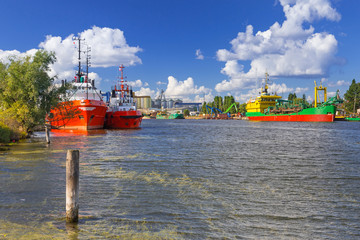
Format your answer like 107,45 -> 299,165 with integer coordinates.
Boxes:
248,114 -> 334,122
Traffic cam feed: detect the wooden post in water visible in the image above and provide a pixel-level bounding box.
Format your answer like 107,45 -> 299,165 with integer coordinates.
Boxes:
45,125 -> 50,144
66,150 -> 79,223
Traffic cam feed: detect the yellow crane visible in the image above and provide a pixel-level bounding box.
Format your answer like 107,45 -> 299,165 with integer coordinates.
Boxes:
314,80 -> 327,108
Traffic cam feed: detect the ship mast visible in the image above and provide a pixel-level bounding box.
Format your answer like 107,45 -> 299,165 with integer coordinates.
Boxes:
264,72 -> 269,94
119,64 -> 125,86
86,47 -> 91,79
121,65 -> 126,100
86,46 -> 91,100
72,36 -> 84,83
116,64 -> 132,103
261,72 -> 269,95
73,36 -> 92,99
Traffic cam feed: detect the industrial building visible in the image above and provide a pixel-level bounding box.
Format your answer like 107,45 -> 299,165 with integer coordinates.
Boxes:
134,95 -> 152,109
135,90 -> 201,113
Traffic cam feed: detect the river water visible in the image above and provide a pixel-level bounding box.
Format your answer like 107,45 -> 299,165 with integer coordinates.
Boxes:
0,119 -> 360,239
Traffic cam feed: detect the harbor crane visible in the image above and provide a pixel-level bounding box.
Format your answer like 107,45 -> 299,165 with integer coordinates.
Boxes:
224,103 -> 238,117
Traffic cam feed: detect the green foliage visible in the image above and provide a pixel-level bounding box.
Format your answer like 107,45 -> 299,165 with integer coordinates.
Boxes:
239,103 -> 247,114
213,96 -> 223,110
183,109 -> 190,116
223,96 -> 236,113
0,50 -> 65,134
201,102 -> 207,114
203,95 -> 242,114
344,79 -> 360,113
288,93 -> 297,102
0,122 -> 11,143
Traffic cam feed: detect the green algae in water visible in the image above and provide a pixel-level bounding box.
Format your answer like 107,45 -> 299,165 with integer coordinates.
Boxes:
0,219 -> 184,240
0,220 -> 65,239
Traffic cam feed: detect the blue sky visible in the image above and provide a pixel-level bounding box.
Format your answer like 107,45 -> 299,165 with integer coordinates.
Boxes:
0,0 -> 359,103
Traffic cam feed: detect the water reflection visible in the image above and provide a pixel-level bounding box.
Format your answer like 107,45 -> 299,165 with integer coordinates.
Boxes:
51,129 -> 107,136
66,222 -> 79,240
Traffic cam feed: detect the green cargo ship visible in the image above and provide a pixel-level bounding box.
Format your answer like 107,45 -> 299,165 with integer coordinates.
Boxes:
246,74 -> 343,122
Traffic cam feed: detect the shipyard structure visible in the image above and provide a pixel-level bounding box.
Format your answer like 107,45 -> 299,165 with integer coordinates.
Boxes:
134,90 -> 202,116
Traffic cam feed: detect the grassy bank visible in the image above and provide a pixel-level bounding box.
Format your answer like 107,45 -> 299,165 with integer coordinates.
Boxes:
0,122 -> 24,144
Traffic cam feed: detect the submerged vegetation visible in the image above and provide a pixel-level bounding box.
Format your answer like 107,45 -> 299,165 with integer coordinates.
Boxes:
0,50 -> 66,143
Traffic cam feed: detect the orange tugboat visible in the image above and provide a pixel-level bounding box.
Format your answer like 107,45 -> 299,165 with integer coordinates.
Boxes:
104,65 -> 143,129
47,37 -> 107,130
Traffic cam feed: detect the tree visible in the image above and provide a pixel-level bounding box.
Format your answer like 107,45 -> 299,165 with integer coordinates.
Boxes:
214,96 -> 223,110
239,103 -> 247,115
201,102 -> 207,114
288,93 -> 297,102
344,79 -> 360,113
223,95 -> 235,113
0,50 -> 65,134
183,109 -> 190,116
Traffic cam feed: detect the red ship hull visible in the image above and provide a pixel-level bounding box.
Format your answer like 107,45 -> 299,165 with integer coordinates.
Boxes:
248,113 -> 334,122
49,99 -> 107,130
105,110 -> 143,129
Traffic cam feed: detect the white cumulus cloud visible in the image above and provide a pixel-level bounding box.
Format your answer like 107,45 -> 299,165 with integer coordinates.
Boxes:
128,79 -> 143,88
164,76 -> 212,102
195,49 -> 204,60
295,87 -> 309,94
156,81 -> 167,85
0,49 -> 38,63
216,0 -> 341,92
135,87 -> 156,98
0,26 -> 142,83
328,80 -> 349,87
268,83 -> 294,95
78,27 -> 142,68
